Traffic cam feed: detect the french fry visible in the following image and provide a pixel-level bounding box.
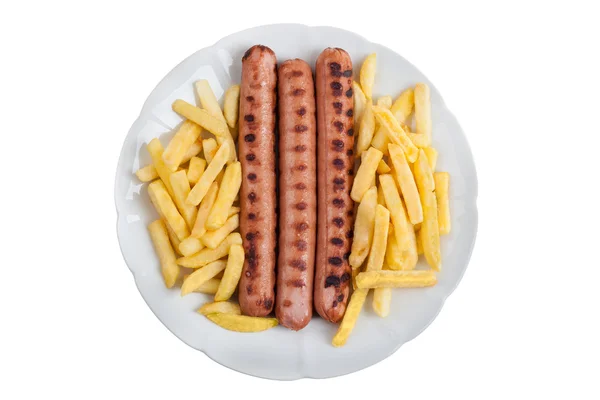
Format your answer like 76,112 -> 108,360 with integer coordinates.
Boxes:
194,80 -> 226,122
147,138 -> 175,197
148,219 -> 179,288
377,183 -> 386,206
423,147 -> 438,171
162,120 -> 202,172
416,229 -> 424,255
414,149 -> 435,192
356,100 -> 375,156
390,88 -> 414,123
385,230 -> 404,270
351,147 -> 383,202
349,187 -> 378,269
179,236 -> 204,257
373,263 -> 392,318
376,95 -> 392,109
352,266 -> 361,290
414,150 -> 441,270
148,180 -> 189,241
203,138 -> 218,163
414,83 -> 432,139
198,301 -> 241,316
223,84 -> 240,129
205,313 -> 278,332
353,81 -> 367,127
228,206 -> 240,217
194,80 -> 238,162
187,157 -> 206,185
388,144 -> 423,224
356,270 -> 437,289
166,223 -> 183,256
135,164 -> 158,182
172,98 -> 224,137
364,205 -> 390,272
200,214 -> 240,249
186,141 -> 230,206
434,172 -> 451,235
177,232 -> 242,268
379,174 -> 418,270
370,126 -> 390,155
373,106 -> 419,163
182,276 -> 221,294
206,161 -> 242,230
359,53 -> 376,100
332,288 -> 368,347
169,170 -> 198,229
377,159 -> 391,174
408,131 -> 432,148
181,260 -> 227,296
181,140 -> 203,164
214,244 -> 245,301
191,182 -> 219,238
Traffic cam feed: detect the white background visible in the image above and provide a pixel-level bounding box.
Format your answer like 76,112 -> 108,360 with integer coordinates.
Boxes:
1,1 -> 599,399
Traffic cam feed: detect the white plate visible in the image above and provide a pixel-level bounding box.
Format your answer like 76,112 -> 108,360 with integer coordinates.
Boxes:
115,23 -> 478,380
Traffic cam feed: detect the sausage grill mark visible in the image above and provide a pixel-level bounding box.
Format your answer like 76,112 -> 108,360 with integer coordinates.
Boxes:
295,125 -> 308,133
248,192 -> 257,203
247,173 -> 257,181
346,109 -> 353,117
297,107 -> 306,116
244,134 -> 256,142
296,164 -> 307,171
345,88 -> 353,97
346,230 -> 354,239
246,96 -> 255,102
332,139 -> 344,150
293,88 -> 306,96
291,70 -> 304,77
294,182 -> 307,190
295,240 -> 307,251
332,217 -> 344,227
290,259 -> 307,270
347,128 -> 354,136
244,114 -> 255,122
294,145 -> 307,153
330,237 -> 344,246
332,198 -> 345,208
333,158 -> 345,169
248,212 -> 256,220
295,222 -> 309,231
295,202 -> 307,210
333,121 -> 344,132
346,149 -> 353,156
328,257 -> 342,266
246,153 -> 256,161
325,275 -> 341,288
288,279 -> 306,288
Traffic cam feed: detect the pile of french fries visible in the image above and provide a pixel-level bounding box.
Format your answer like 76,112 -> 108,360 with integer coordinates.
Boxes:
138,81 -> 278,333
332,54 -> 451,347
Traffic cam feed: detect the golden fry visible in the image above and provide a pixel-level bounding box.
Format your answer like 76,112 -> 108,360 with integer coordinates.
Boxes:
423,147 -> 438,171
390,88 -> 414,123
191,182 -> 219,238
385,230 -> 405,270
169,170 -> 198,229
177,232 -> 242,268
206,161 -> 242,230
147,138 -> 175,197
181,260 -> 227,296
198,301 -> 241,316
388,143 -> 423,224
376,95 -> 392,109
414,83 -> 432,138
414,150 -> 441,270
162,120 -> 202,172
377,183 -> 386,206
356,100 -> 375,156
379,174 -> 418,270
201,214 -> 240,249
135,164 -> 158,182
181,140 -> 203,164
349,187 -> 378,269
214,244 -> 245,301
186,141 -> 230,206
182,277 -> 221,294
187,156 -> 206,185
434,172 -> 451,235
359,53 -> 376,99
228,206 -> 240,217
373,106 -> 419,163
205,313 -> 278,332
416,229 -> 424,255
332,288 -> 368,347
148,180 -> 189,241
356,270 -> 437,289
364,205 -> 390,273
148,219 -> 179,288
377,159 -> 391,174
351,147 -> 383,202
353,81 -> 368,128
373,264 -> 392,318
223,84 -> 240,129
165,222 -> 182,256
370,126 -> 390,155
203,138 -> 218,163
178,236 -> 204,257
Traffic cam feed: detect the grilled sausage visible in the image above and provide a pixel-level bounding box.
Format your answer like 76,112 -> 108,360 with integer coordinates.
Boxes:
314,48 -> 355,323
238,45 -> 278,317
275,59 -> 317,330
